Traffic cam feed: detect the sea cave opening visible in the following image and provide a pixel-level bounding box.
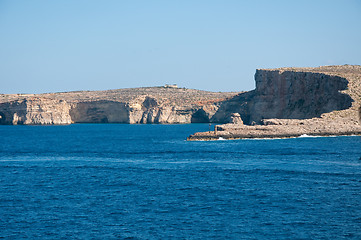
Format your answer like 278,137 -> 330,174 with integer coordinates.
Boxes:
0,112 -> 5,124
191,109 -> 210,123
100,117 -> 109,123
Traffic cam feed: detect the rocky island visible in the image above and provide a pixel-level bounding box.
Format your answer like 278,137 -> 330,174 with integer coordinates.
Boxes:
1,65 -> 360,140
188,65 -> 361,140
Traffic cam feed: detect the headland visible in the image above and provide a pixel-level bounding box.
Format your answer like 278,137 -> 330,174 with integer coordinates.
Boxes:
188,65 -> 361,140
0,85 -> 239,125
1,65 -> 360,141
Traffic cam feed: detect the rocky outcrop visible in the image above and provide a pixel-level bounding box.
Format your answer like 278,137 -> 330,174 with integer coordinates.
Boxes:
210,91 -> 255,124
69,101 -> 129,123
189,65 -> 361,140
230,113 -> 243,124
0,97 -> 71,125
0,87 -> 237,125
1,65 -> 360,128
212,65 -> 360,125
69,101 -> 220,124
249,70 -> 352,122
188,119 -> 361,141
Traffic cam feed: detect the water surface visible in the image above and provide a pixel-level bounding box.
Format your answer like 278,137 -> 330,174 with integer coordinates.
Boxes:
0,124 -> 360,239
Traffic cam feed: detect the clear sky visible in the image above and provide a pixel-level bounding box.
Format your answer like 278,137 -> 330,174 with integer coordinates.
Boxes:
0,0 -> 360,94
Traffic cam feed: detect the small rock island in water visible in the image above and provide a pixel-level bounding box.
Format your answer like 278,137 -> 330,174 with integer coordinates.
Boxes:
1,65 -> 360,140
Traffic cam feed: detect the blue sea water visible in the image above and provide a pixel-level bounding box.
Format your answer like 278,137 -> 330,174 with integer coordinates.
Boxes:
0,124 -> 360,239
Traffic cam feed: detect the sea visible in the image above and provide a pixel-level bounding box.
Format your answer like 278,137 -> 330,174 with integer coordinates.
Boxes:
0,124 -> 360,239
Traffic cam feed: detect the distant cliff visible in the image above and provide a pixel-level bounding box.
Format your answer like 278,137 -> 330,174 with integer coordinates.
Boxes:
1,65 -> 360,126
0,87 -> 238,125
0,98 -> 71,125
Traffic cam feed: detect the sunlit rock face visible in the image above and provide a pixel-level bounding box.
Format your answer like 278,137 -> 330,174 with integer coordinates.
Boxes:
248,69 -> 353,122
212,65 -> 360,125
0,87 -> 237,125
1,65 -> 360,125
0,98 -> 71,125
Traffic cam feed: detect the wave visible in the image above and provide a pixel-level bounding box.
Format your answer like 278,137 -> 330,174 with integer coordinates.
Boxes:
298,134 -> 336,138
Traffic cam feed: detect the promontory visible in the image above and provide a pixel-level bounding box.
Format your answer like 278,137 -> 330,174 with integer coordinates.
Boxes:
1,65 -> 360,140
0,85 -> 239,125
188,65 -> 361,140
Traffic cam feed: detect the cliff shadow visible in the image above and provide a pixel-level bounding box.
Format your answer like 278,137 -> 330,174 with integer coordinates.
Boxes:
210,71 -> 354,125
210,91 -> 255,124
191,109 -> 210,123
0,101 -> 27,125
70,101 -> 129,123
0,112 -> 6,124
249,71 -> 354,122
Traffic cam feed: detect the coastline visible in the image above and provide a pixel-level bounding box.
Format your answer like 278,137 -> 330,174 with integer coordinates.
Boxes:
187,65 -> 361,141
1,65 -> 360,128
187,131 -> 361,141
187,121 -> 361,141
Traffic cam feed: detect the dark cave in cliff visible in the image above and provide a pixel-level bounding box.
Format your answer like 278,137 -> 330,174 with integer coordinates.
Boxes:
191,109 -> 210,123
0,112 -> 5,124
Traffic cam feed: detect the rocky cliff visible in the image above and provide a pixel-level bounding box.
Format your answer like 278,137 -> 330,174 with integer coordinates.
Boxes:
0,97 -> 71,125
212,65 -> 361,125
189,65 -> 361,140
1,65 -> 360,126
0,87 -> 238,125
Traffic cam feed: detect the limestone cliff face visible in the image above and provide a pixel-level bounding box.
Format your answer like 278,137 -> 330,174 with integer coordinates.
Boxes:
248,69 -> 353,122
210,91 -> 255,124
1,65 -> 359,125
0,97 -> 71,125
68,97 -> 220,124
69,101 -> 129,123
0,87 -> 235,125
213,65 -> 360,124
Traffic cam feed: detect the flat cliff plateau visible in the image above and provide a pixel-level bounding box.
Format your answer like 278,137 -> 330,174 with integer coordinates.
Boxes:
188,65 -> 361,140
0,87 -> 239,125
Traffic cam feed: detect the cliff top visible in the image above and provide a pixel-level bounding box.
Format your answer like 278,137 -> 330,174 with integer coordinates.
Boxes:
0,86 -> 240,106
258,64 -> 361,75
257,64 -> 361,122
258,64 -> 361,102
1,65 -> 359,107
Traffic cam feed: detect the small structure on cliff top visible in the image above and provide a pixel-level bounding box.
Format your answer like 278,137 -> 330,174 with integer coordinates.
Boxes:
164,84 -> 178,88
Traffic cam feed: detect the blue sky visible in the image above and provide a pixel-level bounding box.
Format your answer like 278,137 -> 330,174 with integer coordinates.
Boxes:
0,0 -> 360,94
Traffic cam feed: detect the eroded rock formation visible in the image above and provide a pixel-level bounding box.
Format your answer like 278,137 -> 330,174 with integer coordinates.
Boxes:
0,97 -> 71,125
1,65 -> 360,128
0,87 -> 237,125
212,65 -> 359,125
189,65 -> 361,140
